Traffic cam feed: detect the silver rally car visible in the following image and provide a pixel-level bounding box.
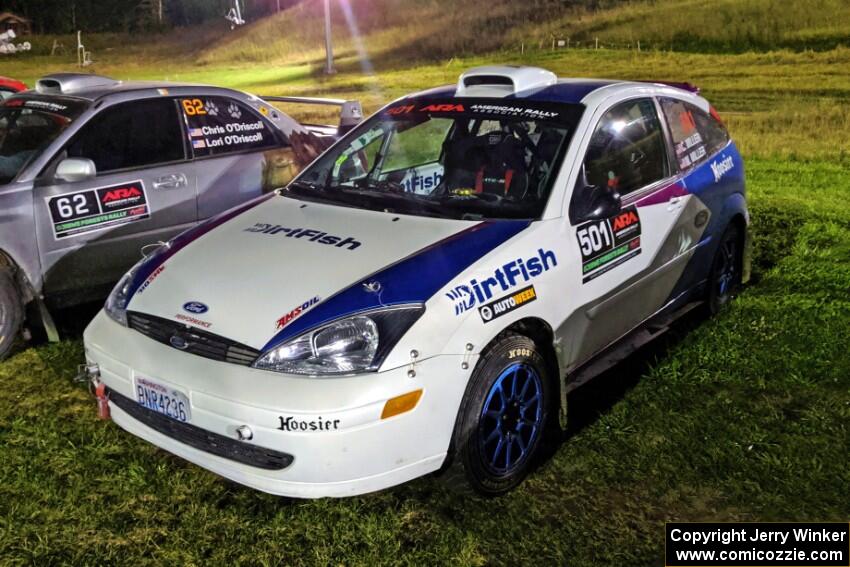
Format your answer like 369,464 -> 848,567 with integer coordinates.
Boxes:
0,73 -> 361,357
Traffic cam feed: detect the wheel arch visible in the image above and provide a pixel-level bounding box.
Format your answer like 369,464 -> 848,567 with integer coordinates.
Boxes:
718,192 -> 750,284
501,317 -> 565,428
0,248 -> 36,304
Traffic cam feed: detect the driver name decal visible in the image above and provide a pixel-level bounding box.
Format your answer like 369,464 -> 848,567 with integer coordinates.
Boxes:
576,205 -> 642,283
47,180 -> 150,239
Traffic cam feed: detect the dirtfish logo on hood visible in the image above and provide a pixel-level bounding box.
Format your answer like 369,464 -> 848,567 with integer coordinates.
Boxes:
244,223 -> 362,250
710,155 -> 735,183
446,249 -> 557,316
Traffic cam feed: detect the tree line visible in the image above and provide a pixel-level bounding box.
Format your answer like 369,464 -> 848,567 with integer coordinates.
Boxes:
1,0 -> 303,34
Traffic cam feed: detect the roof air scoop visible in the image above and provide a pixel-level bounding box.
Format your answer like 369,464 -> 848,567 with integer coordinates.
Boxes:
456,66 -> 558,98
36,73 -> 120,95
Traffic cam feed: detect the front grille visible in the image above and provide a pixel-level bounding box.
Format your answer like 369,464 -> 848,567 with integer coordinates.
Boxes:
109,390 -> 294,471
128,312 -> 261,366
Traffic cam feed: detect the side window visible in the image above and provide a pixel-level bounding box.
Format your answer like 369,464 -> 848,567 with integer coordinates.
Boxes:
67,99 -> 184,173
382,118 -> 451,172
580,98 -> 668,196
179,96 -> 278,157
659,97 -> 730,171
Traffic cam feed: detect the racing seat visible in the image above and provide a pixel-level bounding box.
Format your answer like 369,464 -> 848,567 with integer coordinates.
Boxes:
472,132 -> 529,199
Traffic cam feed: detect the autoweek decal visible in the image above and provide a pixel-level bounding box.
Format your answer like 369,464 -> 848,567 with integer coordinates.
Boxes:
447,249 -> 556,316
47,180 -> 149,239
576,205 -> 641,283
479,285 -> 537,323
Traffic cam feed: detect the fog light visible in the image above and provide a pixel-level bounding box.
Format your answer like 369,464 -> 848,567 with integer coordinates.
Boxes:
381,389 -> 423,420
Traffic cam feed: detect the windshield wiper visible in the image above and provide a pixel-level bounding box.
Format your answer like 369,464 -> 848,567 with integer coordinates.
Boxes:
337,184 -> 453,219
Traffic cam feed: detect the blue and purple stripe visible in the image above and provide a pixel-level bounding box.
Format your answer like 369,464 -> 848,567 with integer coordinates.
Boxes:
262,219 -> 531,351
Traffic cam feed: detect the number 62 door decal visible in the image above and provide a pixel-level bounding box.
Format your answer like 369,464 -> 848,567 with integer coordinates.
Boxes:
46,180 -> 150,239
575,205 -> 643,283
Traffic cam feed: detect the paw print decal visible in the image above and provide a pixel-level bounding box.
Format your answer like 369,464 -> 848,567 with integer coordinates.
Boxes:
204,100 -> 219,117
227,103 -> 242,120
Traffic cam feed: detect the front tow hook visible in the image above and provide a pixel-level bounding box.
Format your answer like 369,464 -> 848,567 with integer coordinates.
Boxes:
75,363 -> 110,420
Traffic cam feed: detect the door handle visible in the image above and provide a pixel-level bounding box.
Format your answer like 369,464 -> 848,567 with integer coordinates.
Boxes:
152,173 -> 188,190
667,196 -> 684,211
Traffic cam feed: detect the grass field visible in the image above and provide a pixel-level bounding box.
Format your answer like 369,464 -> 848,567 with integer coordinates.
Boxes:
1,0 -> 849,564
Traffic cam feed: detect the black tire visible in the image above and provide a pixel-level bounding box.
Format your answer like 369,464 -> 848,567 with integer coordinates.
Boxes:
705,223 -> 743,315
452,332 -> 553,496
0,268 -> 22,359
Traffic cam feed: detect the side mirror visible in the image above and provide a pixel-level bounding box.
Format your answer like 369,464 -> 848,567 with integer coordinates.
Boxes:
55,158 -> 96,183
578,184 -> 622,222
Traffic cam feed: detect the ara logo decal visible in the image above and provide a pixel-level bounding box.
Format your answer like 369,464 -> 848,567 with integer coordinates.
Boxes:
710,155 -> 735,183
276,296 -> 320,330
182,301 -> 208,314
612,210 -> 640,233
101,187 -> 142,203
420,103 -> 465,113
447,249 -> 557,316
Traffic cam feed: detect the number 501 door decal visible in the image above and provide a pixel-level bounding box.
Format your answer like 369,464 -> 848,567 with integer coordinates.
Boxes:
576,205 -> 642,283
47,180 -> 150,239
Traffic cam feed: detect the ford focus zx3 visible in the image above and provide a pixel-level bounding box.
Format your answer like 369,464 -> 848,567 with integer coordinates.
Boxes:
83,65 -> 749,497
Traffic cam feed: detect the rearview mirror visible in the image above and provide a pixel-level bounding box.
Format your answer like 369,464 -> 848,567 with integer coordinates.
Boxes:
577,184 -> 622,222
55,158 -> 96,183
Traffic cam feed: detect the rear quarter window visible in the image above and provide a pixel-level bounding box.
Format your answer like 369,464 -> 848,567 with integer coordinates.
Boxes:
179,96 -> 278,157
659,97 -> 730,171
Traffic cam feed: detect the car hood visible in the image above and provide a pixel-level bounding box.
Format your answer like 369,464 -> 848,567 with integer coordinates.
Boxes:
126,194 -> 530,351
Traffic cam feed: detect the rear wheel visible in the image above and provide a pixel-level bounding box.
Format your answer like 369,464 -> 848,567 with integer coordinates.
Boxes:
453,333 -> 553,495
706,223 -> 743,315
0,268 -> 23,359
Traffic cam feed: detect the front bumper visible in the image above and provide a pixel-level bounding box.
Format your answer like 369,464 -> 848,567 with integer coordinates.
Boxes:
83,311 -> 475,498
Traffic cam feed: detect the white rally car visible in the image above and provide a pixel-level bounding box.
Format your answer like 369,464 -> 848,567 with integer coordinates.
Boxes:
82,66 -> 749,497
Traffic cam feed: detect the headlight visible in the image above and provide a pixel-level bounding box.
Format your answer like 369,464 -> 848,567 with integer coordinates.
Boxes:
105,243 -> 168,326
253,306 -> 424,375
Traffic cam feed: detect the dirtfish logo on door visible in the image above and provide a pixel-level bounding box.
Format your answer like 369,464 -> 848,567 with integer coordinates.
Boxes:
710,155 -> 735,183
446,249 -> 557,315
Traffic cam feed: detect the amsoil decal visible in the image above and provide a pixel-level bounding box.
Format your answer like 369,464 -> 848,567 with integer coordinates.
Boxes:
576,206 -> 642,283
244,223 -> 362,250
479,285 -> 537,323
447,249 -> 556,316
276,296 -> 320,330
47,180 -> 149,239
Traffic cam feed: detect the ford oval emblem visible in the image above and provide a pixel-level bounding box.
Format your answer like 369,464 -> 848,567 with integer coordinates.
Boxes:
183,301 -> 208,314
169,335 -> 189,350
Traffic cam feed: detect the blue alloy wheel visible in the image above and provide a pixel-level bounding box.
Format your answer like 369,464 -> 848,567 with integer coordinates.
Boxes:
478,362 -> 544,475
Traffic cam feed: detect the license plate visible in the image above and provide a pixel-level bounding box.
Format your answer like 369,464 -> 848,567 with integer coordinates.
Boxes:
134,376 -> 191,423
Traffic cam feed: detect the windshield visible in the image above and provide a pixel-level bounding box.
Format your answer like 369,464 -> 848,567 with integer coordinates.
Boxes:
287,97 -> 583,220
0,97 -> 86,185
